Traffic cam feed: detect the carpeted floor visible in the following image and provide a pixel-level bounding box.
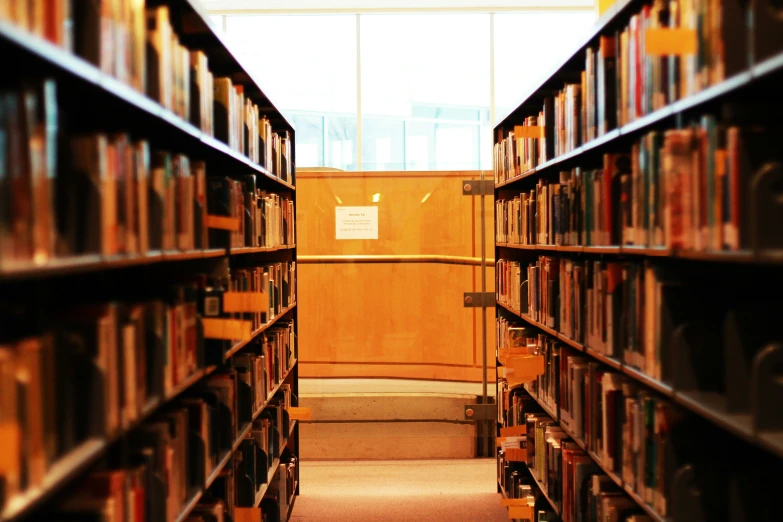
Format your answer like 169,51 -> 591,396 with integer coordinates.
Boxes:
289,459 -> 508,522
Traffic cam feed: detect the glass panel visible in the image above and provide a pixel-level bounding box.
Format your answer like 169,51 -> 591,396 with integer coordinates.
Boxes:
493,11 -> 597,118
297,172 -> 495,384
223,14 -> 358,169
360,14 -> 491,171
361,118 -> 405,171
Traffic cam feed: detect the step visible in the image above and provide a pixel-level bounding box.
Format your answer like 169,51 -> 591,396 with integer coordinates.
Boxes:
298,393 -> 482,460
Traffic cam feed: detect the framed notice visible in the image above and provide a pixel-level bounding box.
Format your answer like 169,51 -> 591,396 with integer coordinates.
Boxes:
335,206 -> 378,240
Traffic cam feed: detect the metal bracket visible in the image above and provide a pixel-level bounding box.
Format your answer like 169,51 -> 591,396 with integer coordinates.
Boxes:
464,403 -> 496,421
463,292 -> 495,308
462,179 -> 494,196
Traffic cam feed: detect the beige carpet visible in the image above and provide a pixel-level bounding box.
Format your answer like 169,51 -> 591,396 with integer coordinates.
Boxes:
290,459 -> 508,522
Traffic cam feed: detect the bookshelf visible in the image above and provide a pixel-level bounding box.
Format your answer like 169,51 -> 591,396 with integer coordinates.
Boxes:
494,0 -> 783,520
0,2 -> 299,522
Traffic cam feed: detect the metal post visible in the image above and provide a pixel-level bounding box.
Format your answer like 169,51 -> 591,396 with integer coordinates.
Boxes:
480,168 -> 491,456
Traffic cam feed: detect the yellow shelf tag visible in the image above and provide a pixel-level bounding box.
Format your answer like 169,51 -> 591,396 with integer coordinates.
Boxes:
204,215 -> 241,231
222,292 -> 268,313
234,508 -> 262,522
504,355 -> 545,386
500,425 -> 526,437
288,407 -> 311,420
513,125 -> 544,139
202,318 -> 252,340
508,505 -> 534,519
645,28 -> 697,56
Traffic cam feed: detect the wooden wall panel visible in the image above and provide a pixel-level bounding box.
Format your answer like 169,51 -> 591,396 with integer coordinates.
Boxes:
299,263 -> 475,366
297,171 -> 477,257
297,170 -> 495,382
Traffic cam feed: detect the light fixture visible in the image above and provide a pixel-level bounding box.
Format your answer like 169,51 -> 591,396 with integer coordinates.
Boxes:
372,193 -> 381,203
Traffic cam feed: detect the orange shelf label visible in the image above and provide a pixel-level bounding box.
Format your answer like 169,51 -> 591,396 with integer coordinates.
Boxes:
288,407 -> 311,420
222,292 -> 268,313
513,125 -> 544,139
234,508 -> 262,522
508,505 -> 535,519
500,425 -> 526,437
202,318 -> 251,340
505,448 -> 527,462
503,355 -> 544,386
204,215 -> 241,231
645,28 -> 697,56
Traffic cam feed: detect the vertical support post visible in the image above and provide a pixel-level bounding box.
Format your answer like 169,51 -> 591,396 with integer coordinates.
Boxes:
480,168 -> 492,457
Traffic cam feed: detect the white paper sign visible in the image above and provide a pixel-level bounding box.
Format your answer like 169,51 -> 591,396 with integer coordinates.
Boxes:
335,206 -> 378,240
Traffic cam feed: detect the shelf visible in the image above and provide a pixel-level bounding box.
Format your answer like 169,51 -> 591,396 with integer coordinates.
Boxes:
0,20 -> 294,193
495,57 -> 783,193
523,384 -> 558,421
174,490 -> 204,522
501,301 -> 783,460
177,372 -> 300,522
286,486 -> 298,522
0,439 -> 107,520
1,362 -> 220,521
258,361 -> 298,423
494,0 -> 636,128
495,242 -> 780,264
223,303 -> 297,360
0,249 -> 226,282
254,456 -> 281,507
522,388 -> 668,522
527,463 -> 561,516
229,245 -> 296,256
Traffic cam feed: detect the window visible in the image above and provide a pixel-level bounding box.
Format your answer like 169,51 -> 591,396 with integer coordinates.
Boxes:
360,14 -> 490,171
225,15 -> 358,169
493,11 -> 597,118
219,10 -> 596,171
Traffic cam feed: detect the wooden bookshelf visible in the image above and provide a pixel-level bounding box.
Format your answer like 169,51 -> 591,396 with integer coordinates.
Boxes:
494,0 -> 783,519
522,388 -> 667,522
0,1 -> 300,520
496,298 -> 783,460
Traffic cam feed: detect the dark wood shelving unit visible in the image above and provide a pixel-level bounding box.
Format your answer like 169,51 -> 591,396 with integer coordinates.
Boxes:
494,1 -> 783,519
0,0 -> 300,520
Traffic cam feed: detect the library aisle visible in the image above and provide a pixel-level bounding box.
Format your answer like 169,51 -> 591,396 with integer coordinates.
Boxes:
290,460 -> 508,522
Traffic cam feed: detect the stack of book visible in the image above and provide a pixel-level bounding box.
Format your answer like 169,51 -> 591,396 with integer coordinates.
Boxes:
34,370 -> 296,522
0,78 -> 219,268
496,111 -> 769,252
206,177 -> 295,250
499,383 -> 659,522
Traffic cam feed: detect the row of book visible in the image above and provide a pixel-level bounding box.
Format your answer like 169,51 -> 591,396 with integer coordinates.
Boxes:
204,261 -> 295,329
519,352 -> 680,518
231,320 -> 297,408
498,388 -> 654,522
502,255 -> 783,406
0,290 -> 205,492
496,455 -> 558,522
497,0 -> 748,182
496,115 -> 768,252
493,105 -> 554,184
498,256 -> 670,381
0,78 -> 297,267
34,381 -> 295,522
0,264 -> 297,510
207,177 -> 295,251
